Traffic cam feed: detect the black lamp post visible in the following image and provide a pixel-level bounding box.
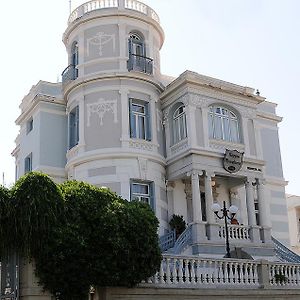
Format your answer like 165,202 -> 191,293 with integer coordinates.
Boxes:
212,201 -> 238,258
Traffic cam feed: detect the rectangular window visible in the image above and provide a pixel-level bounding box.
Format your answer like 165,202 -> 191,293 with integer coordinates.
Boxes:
26,118 -> 33,134
69,106 -> 79,149
24,153 -> 32,173
129,99 -> 151,141
130,181 -> 154,209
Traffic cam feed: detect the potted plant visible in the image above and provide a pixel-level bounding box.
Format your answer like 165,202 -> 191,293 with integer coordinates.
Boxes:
274,271 -> 287,284
169,214 -> 186,239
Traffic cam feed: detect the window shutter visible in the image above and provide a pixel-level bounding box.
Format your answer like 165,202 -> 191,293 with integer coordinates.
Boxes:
149,182 -> 155,211
145,102 -> 151,141
68,113 -> 72,149
130,180 -> 133,201
128,38 -> 133,71
76,106 -> 79,145
129,99 -> 134,138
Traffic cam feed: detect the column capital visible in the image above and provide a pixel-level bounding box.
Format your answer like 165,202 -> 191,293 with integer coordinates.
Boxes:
245,177 -> 255,186
187,170 -> 203,178
256,178 -> 266,186
205,170 -> 215,178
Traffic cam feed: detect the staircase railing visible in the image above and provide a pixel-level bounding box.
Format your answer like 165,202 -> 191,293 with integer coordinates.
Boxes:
159,230 -> 176,252
173,224 -> 192,254
272,236 -> 300,263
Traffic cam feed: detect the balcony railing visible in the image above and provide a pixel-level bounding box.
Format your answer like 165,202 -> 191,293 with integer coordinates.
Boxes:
144,254 -> 300,289
127,54 -> 153,75
68,0 -> 160,25
61,64 -> 78,85
218,224 -> 251,241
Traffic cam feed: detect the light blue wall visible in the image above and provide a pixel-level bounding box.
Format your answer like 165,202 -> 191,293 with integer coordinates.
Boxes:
39,111 -> 67,168
260,128 -> 283,178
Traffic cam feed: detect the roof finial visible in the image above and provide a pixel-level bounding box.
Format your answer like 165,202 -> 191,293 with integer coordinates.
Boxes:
256,89 -> 260,96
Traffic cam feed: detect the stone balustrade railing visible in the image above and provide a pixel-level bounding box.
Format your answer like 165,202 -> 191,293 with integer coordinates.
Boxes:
219,224 -> 251,241
68,0 -> 160,25
143,255 -> 300,289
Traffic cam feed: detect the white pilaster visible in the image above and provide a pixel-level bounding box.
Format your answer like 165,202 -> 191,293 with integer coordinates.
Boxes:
241,116 -> 250,156
186,105 -> 197,149
118,22 -> 127,72
120,88 -> 129,142
201,107 -> 210,148
253,119 -> 263,159
150,97 -> 158,145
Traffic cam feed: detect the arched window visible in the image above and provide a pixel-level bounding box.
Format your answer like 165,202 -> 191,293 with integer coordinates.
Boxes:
173,105 -> 187,144
71,42 -> 79,78
208,106 -> 240,143
128,32 -> 145,57
127,32 -> 152,74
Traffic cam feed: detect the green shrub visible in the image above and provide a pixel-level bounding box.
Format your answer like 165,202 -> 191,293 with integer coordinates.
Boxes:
32,180 -> 161,299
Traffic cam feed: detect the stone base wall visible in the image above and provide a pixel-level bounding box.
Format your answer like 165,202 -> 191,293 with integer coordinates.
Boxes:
95,287 -> 300,300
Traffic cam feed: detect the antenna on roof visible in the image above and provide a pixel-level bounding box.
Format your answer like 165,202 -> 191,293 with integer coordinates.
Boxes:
69,0 -> 72,14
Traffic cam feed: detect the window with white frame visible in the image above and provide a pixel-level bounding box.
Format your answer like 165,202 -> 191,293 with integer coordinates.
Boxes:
173,105 -> 187,144
208,106 -> 240,143
69,106 -> 79,149
24,153 -> 32,173
129,99 -> 151,141
130,181 -> 154,209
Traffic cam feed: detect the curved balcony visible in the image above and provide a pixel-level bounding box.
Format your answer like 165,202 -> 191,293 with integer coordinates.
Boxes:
68,0 -> 160,25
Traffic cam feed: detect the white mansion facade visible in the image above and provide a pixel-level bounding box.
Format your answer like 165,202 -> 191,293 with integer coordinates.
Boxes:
13,0 -> 290,259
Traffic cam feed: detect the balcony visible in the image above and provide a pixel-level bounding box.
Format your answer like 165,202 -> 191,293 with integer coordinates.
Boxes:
144,254 -> 300,290
68,0 -> 160,25
127,54 -> 153,75
61,64 -> 78,86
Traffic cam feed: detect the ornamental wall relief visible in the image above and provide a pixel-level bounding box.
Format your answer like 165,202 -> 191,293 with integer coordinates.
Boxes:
87,98 -> 118,127
87,32 -> 116,57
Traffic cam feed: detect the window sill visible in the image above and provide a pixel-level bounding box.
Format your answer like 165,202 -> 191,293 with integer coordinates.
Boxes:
66,144 -> 79,160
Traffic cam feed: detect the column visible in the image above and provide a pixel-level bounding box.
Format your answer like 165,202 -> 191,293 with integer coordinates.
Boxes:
205,172 -> 220,241
204,171 -> 215,224
189,170 -> 207,243
191,171 -> 202,222
257,178 -> 272,243
245,178 -> 256,226
256,179 -> 269,226
245,178 -> 260,243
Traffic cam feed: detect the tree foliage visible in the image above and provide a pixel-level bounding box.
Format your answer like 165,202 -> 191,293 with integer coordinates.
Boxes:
4,172 -> 64,257
2,173 -> 161,300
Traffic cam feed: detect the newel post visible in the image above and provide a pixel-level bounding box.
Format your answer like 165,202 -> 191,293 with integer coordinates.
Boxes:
257,260 -> 271,289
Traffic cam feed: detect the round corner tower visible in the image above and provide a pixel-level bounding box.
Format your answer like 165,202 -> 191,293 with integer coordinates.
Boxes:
62,0 -> 166,225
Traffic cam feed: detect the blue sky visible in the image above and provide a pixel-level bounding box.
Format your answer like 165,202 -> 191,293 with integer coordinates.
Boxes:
0,0 -> 299,195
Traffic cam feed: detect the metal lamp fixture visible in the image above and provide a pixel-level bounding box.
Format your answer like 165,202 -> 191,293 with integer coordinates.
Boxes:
212,201 -> 238,258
